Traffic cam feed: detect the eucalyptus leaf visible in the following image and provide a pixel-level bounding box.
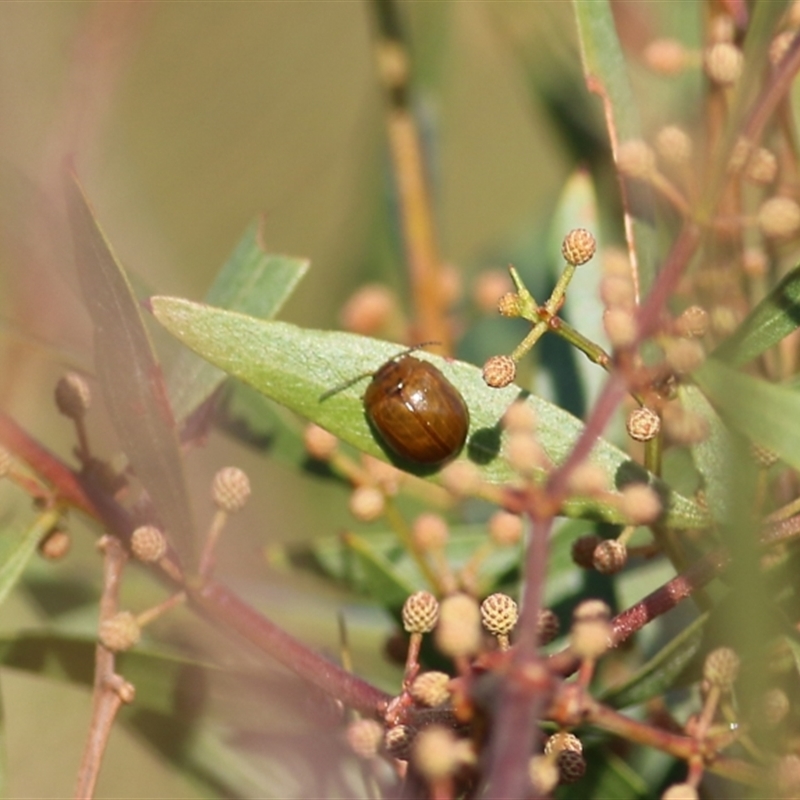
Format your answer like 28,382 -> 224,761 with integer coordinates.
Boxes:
64,174 -> 195,565
150,297 -> 709,528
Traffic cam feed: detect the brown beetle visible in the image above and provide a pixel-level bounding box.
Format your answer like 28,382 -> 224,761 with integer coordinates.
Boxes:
364,355 -> 469,465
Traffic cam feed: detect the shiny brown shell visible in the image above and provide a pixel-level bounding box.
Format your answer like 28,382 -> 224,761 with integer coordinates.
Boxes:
364,355 -> 469,465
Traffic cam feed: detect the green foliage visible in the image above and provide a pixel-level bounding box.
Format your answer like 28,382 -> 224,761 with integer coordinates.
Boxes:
150,296 -> 708,528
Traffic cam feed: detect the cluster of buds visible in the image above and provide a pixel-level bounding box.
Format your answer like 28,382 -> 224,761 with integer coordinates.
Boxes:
482,229 -> 597,390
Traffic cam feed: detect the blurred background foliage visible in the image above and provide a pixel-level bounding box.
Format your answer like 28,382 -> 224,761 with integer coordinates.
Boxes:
0,2 -> 703,797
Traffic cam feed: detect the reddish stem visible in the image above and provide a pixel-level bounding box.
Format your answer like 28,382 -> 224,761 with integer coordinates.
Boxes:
188,580 -> 390,717
0,410 -> 391,719
549,547 -> 731,677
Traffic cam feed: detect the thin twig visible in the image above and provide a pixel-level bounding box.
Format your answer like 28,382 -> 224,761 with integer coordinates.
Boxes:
74,536 -> 131,800
370,0 -> 451,350
0,411 -> 392,720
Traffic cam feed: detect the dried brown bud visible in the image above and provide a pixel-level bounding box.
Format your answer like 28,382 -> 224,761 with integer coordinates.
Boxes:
402,591 -> 440,634
488,511 -> 523,547
592,539 -> 628,574
38,529 -> 71,560
435,593 -> 482,658
703,646 -> 740,689
384,724 -> 415,760
751,442 -> 779,468
655,125 -> 692,166
506,431 -> 548,475
346,718 -> 384,759
571,534 -> 603,569
619,484 -> 662,524
675,305 -> 708,338
55,372 -> 91,420
502,401 -> 537,433
746,148 -> 777,185
617,140 -> 657,179
473,269 -> 513,313
704,42 -> 743,85
497,292 -> 521,317
439,461 -> 482,497
528,755 -> 559,795
603,308 -> 638,348
626,407 -> 661,442
212,466 -> 251,513
643,38 -> 688,75
758,196 -> 800,239
567,463 -> 609,496
557,748 -> 587,784
561,228 -> 596,266
483,355 -> 516,388
480,593 -> 519,636
544,731 -> 583,755
769,30 -> 797,66
131,525 -> 168,563
537,608 -> 560,645
662,783 -> 699,800
742,247 -> 768,278
600,275 -> 636,310
410,671 -> 451,707
303,424 -> 338,460
349,485 -> 385,521
340,283 -> 397,335
761,688 -> 790,727
574,599 -> 611,622
99,611 -> 141,652
663,338 -> 705,373
412,513 -> 449,551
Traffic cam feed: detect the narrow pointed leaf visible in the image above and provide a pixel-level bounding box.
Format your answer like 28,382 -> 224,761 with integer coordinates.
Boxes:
168,222 -> 309,422
680,385 -> 736,523
150,296 -> 708,529
599,612 -> 708,708
64,173 -> 194,564
573,0 -> 657,292
0,513 -> 56,608
713,262 -> 800,367
695,359 -> 800,473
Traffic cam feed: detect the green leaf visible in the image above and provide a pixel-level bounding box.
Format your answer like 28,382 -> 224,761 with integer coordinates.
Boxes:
694,359 -> 800,472
168,222 -> 309,422
0,629 -> 217,716
599,612 -> 708,709
306,525 -> 521,607
150,297 -> 709,529
572,0 -> 657,293
64,173 -> 195,565
337,532 -> 416,610
552,171 -> 607,409
557,748 -> 649,800
215,382 -> 311,467
0,512 -> 57,608
680,385 -> 737,523
713,262 -> 800,367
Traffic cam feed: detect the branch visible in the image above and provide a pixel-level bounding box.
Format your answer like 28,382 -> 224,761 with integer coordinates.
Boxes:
0,411 -> 392,719
74,536 -> 133,800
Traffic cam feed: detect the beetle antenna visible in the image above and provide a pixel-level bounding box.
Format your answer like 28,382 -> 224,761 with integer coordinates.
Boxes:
319,341 -> 444,402
319,370 -> 373,401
